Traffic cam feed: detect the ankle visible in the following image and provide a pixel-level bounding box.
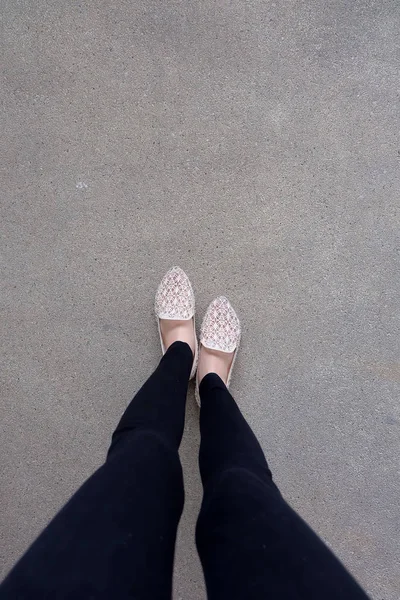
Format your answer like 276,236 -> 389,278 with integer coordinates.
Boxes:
160,319 -> 195,357
198,347 -> 233,385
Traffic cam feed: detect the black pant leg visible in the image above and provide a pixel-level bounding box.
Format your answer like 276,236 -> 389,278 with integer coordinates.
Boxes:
0,341 -> 193,600
196,373 -> 370,600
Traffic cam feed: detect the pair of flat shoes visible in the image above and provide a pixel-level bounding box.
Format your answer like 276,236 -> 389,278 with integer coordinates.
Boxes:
155,266 -> 241,403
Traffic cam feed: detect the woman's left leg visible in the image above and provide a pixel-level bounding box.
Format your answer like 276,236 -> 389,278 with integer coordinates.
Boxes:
0,341 -> 193,600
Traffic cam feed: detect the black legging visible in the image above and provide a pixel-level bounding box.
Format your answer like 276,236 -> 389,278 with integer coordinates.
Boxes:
0,341 -> 369,599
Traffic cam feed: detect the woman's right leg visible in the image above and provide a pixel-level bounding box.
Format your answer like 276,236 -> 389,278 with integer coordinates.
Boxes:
196,373 -> 370,600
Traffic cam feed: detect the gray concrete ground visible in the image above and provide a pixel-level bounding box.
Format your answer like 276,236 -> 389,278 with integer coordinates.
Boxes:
1,0 -> 399,597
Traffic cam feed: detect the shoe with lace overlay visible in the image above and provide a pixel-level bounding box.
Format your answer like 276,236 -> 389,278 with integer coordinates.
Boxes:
155,266 -> 198,379
195,296 -> 241,405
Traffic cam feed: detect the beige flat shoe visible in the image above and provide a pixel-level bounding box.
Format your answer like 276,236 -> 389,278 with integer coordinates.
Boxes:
155,266 -> 198,380
195,296 -> 241,405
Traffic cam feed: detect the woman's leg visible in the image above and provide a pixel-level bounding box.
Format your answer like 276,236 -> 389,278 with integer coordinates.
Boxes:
0,341 -> 192,600
196,373 -> 370,600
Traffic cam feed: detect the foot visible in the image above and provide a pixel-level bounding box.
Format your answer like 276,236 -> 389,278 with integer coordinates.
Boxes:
160,318 -> 196,357
197,346 -> 234,384
155,266 -> 198,379
197,296 -> 241,392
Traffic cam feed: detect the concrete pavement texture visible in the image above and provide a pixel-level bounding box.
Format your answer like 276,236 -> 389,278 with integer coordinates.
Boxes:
1,0 -> 399,597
